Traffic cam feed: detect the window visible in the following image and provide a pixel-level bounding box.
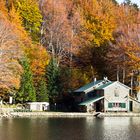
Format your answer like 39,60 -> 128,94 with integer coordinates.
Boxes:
108,103 -> 113,108
108,103 -> 126,108
120,103 -> 126,108
114,92 -> 119,97
114,87 -> 120,97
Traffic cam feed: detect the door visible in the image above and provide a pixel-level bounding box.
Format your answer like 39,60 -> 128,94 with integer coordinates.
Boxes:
96,102 -> 101,112
129,101 -> 133,111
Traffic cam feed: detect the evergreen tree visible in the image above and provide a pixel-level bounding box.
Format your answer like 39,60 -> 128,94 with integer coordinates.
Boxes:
46,58 -> 61,102
37,78 -> 48,102
16,57 -> 36,103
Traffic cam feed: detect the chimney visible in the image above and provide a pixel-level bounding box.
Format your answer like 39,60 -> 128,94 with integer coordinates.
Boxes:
104,77 -> 108,81
94,78 -> 97,82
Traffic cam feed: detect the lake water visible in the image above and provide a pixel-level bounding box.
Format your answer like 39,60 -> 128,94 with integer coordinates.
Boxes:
0,117 -> 140,140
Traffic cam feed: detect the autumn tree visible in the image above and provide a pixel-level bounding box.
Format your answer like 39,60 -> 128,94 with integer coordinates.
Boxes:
106,4 -> 140,83
0,0 -> 8,18
25,45 -> 49,80
14,0 -> 42,42
0,0 -> 49,102
40,0 -> 75,66
0,18 -> 23,99
25,44 -> 49,95
73,0 -> 117,83
79,0 -> 116,47
9,4 -> 28,41
39,0 -> 83,94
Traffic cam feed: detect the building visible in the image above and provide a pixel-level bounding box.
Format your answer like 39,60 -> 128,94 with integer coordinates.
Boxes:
74,78 -> 132,112
26,102 -> 49,111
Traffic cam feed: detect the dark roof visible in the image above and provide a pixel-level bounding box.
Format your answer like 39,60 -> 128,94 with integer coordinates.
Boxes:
129,96 -> 140,103
74,80 -> 103,92
96,81 -> 113,89
79,96 -> 104,105
74,79 -> 131,94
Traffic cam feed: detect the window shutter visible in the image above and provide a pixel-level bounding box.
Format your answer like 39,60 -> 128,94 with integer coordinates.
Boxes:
122,103 -> 126,108
108,103 -> 113,108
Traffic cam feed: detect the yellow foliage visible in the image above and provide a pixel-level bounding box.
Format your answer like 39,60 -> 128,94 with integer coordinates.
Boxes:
9,5 -> 29,42
80,0 -> 116,47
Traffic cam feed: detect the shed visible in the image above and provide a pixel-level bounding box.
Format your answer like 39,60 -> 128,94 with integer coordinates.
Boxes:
26,102 -> 49,111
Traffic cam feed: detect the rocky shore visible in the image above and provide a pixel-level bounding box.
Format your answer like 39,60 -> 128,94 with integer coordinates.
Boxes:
12,112 -> 140,118
99,112 -> 140,117
1,109 -> 140,118
10,112 -> 96,118
0,108 -> 14,118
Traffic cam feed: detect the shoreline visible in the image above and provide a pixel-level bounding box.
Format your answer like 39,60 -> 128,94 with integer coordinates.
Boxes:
1,111 -> 140,118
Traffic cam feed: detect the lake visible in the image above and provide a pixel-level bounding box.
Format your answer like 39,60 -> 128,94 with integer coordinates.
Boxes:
0,117 -> 140,140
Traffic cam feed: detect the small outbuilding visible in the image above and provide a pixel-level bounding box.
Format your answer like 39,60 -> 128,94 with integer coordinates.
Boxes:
26,102 -> 49,111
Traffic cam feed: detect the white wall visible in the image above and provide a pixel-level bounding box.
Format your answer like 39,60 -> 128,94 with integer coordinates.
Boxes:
104,82 -> 130,112
27,102 -> 49,111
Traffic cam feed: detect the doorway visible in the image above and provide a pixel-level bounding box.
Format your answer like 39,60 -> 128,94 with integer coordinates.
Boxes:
129,101 -> 133,112
96,102 -> 101,112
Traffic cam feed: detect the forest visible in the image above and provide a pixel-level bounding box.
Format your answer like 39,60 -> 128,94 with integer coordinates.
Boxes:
0,0 -> 140,109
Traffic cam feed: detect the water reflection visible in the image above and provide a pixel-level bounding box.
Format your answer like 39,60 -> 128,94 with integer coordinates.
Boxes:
0,117 -> 140,140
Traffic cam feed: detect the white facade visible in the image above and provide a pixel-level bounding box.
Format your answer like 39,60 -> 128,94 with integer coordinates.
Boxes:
27,102 -> 49,111
104,81 -> 130,112
75,79 -> 131,112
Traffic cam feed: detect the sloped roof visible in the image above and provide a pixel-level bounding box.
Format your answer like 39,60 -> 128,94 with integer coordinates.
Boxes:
74,80 -> 131,93
129,96 -> 140,103
74,80 -> 103,92
74,80 -> 112,93
79,96 -> 104,105
115,81 -> 131,89
96,81 -> 113,89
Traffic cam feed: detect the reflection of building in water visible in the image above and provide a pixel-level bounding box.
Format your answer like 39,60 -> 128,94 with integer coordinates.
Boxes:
73,78 -> 140,112
103,117 -> 130,140
104,117 -> 130,126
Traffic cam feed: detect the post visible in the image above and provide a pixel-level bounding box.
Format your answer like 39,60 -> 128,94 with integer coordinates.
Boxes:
137,70 -> 140,101
117,65 -> 119,81
9,96 -> 13,104
130,71 -> 133,96
0,97 -> 2,105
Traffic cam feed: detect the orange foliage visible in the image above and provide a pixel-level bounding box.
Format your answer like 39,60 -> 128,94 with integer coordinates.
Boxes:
0,0 -> 8,19
0,18 -> 23,94
25,45 -> 49,82
9,5 -> 29,41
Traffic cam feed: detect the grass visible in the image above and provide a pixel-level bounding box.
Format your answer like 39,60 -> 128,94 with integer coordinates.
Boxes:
0,104 -> 18,108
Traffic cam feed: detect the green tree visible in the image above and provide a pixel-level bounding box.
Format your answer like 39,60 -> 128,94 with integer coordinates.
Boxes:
46,58 -> 61,103
16,57 -> 36,103
37,78 -> 48,102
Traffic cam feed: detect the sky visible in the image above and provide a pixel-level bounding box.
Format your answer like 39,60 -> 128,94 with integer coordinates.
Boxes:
116,0 -> 140,7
